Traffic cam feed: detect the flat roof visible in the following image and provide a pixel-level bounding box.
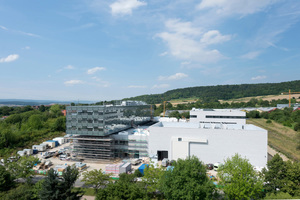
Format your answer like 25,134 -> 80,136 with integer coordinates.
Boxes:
151,121 -> 265,131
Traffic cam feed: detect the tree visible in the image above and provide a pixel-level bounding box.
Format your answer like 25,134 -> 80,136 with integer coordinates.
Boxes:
39,166 -> 82,200
0,165 -> 13,191
51,117 -> 66,132
159,156 -> 217,200
27,114 -> 43,130
39,168 -> 61,200
60,166 -> 83,200
281,161 -> 300,196
96,173 -> 147,200
263,154 -> 287,194
82,169 -> 111,194
142,161 -> 164,198
6,155 -> 39,181
218,154 -> 264,200
49,105 -> 62,117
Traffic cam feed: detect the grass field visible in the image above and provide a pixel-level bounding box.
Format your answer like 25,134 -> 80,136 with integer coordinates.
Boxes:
247,118 -> 300,161
220,94 -> 300,104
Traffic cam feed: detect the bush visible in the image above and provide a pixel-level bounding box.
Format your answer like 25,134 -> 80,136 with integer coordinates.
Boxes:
266,119 -> 272,123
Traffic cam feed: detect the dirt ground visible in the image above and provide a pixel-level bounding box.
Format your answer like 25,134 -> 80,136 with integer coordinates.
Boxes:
220,94 -> 300,103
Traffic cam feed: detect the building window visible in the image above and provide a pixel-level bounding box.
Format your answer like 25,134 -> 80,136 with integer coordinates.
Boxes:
178,138 -> 182,141
190,115 -> 197,118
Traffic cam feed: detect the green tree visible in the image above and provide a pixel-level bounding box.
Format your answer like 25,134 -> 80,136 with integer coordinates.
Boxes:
27,114 -> 43,130
60,166 -> 83,200
159,156 -> 217,200
281,161 -> 300,196
0,165 -> 13,191
6,155 -> 39,181
82,169 -> 111,194
49,105 -> 62,117
51,117 -> 66,132
39,168 -> 61,200
96,173 -> 146,200
218,154 -> 264,200
39,166 -> 82,200
142,162 -> 164,198
263,154 -> 287,194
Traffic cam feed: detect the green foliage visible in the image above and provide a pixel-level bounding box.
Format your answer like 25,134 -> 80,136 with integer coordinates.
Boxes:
51,117 -> 66,132
96,173 -> 147,200
266,119 -> 272,123
142,162 -> 164,197
218,154 -> 264,200
0,183 -> 35,200
39,167 -> 82,200
246,110 -> 261,118
49,105 -> 63,117
159,156 -> 217,200
263,154 -> 287,194
0,165 -> 13,191
264,192 -> 294,199
6,155 -> 39,181
123,80 -> 300,104
82,169 -> 111,194
281,161 -> 300,196
0,108 -> 65,157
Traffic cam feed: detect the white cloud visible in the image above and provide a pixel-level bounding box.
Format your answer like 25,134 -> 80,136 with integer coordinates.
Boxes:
200,30 -> 231,45
64,80 -> 84,86
165,19 -> 202,36
158,73 -> 188,81
65,65 -> 75,70
0,25 -> 41,38
110,0 -> 147,16
159,51 -> 168,56
251,75 -> 267,80
87,67 -> 106,75
240,51 -> 261,59
181,61 -> 191,65
22,46 -> 30,50
128,85 -> 147,88
152,84 -> 170,89
157,19 -> 230,63
198,0 -> 277,16
0,54 -> 19,63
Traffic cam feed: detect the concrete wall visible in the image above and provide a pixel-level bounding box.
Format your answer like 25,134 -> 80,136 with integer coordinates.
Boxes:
148,124 -> 267,167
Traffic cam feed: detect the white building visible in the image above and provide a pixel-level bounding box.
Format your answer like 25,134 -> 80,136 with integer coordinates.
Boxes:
148,109 -> 267,167
189,108 -> 246,124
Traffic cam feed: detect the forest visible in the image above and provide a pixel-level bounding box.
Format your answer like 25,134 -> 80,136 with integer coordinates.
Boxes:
123,80 -> 300,104
0,104 -> 66,157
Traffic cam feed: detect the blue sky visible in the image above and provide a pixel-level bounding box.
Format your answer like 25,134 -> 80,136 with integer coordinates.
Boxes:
1,0 -> 300,101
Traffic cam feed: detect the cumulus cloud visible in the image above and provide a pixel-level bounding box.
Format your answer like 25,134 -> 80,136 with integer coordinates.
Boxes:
64,80 -> 84,86
0,54 -> 19,63
251,75 -> 267,80
128,85 -> 147,88
197,0 -> 277,16
157,19 -> 230,63
240,51 -> 261,59
110,0 -> 147,16
158,73 -> 188,81
200,30 -> 231,45
152,84 -> 170,89
87,67 -> 106,75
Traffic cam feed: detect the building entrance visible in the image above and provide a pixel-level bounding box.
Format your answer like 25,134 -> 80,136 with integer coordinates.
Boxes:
157,151 -> 168,160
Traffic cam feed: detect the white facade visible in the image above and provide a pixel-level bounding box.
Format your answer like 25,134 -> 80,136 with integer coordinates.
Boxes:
189,108 -> 246,124
148,121 -> 267,167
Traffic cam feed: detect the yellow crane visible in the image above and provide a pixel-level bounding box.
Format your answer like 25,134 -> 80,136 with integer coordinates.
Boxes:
282,89 -> 300,107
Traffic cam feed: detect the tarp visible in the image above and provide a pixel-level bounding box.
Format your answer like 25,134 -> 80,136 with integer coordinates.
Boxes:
138,164 -> 149,175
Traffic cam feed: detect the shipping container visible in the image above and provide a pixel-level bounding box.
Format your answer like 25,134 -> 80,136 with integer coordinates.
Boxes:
120,162 -> 131,174
138,164 -> 149,175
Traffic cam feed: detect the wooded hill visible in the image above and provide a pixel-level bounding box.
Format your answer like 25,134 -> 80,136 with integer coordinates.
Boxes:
123,80 -> 300,104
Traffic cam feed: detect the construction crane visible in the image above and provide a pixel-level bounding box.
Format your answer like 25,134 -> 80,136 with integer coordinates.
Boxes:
281,89 -> 300,107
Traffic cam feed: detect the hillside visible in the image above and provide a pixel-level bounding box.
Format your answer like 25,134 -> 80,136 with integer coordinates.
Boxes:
123,80 -> 300,104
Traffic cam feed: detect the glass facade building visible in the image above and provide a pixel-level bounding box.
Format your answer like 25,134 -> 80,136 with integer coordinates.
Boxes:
66,103 -> 152,160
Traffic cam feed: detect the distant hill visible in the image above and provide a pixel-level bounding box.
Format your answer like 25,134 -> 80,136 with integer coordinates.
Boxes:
0,99 -> 93,106
123,80 -> 300,104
